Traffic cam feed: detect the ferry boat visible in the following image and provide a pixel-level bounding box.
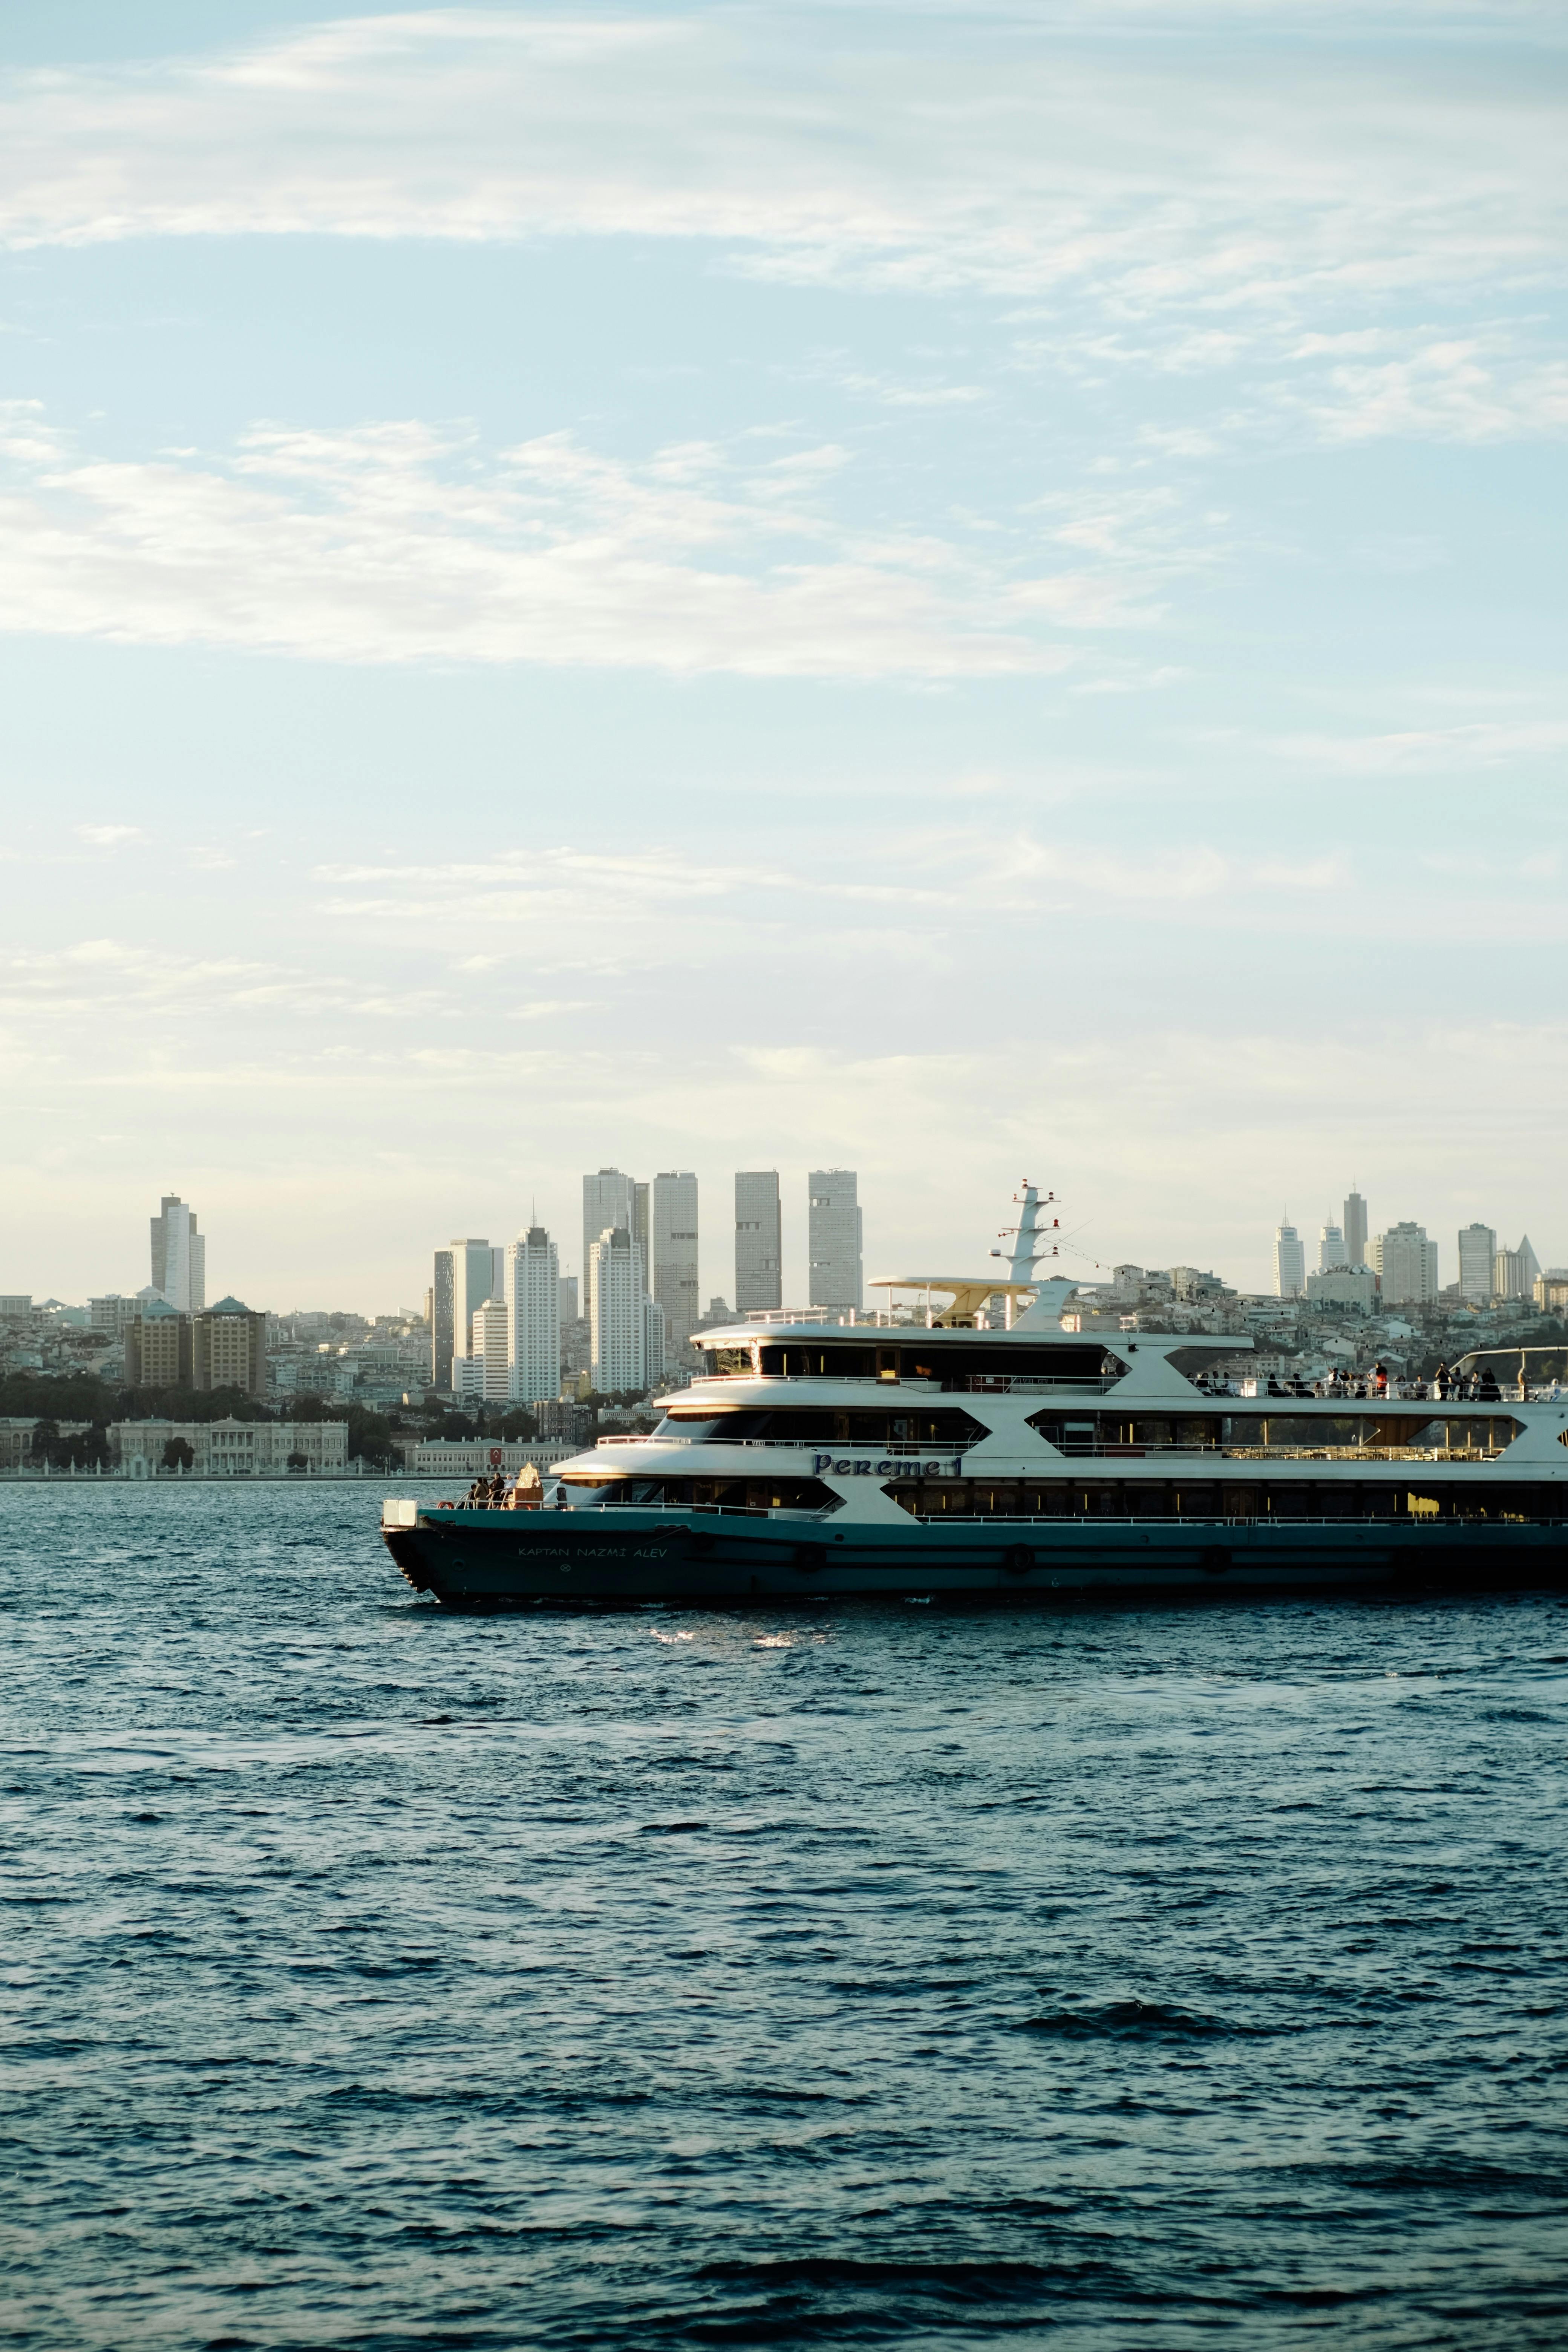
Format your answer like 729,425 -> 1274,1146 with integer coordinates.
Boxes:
381,1186 -> 1568,1608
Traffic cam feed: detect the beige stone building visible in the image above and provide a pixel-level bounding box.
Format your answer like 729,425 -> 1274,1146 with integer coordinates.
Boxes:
112,1417 -> 349,1476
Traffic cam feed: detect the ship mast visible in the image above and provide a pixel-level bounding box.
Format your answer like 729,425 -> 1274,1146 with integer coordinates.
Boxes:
991,1180 -> 1060,1329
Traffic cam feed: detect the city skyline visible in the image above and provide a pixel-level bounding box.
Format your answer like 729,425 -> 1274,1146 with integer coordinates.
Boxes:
11,1162 -> 1568,1324
2,3 -> 1562,1312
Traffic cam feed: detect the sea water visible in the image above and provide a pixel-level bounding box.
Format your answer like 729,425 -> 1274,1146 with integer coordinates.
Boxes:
3,1482 -> 1566,2349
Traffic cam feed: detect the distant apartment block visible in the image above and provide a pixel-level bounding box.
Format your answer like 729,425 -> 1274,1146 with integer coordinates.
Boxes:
1457,1222 -> 1498,1304
469,1296 -> 513,1402
125,1300 -> 193,1389
583,1170 -> 637,1290
1368,1221 -> 1440,1305
808,1170 -> 862,1313
192,1296 -> 268,1397
505,1225 -> 561,1405
1495,1236 -> 1541,1300
735,1171 -> 782,1312
588,1224 -> 650,1392
431,1237 -> 495,1389
1273,1221 -> 1306,1299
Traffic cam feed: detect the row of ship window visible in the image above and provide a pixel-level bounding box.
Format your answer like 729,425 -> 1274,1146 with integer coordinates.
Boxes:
573,1473 -> 1567,1522
657,1406 -> 1524,1454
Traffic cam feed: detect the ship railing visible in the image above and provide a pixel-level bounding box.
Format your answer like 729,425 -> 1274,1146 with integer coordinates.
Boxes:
568,1498 -> 840,1519
951,1375 -> 1123,1394
599,1435 -> 972,1454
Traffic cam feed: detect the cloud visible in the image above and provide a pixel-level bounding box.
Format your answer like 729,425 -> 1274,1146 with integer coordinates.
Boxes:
1267,718 -> 1568,773
0,404 -> 1190,674
0,6 -> 1560,342
74,823 -> 143,847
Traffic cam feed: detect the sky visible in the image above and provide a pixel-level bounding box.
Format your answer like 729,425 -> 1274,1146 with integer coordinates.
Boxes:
2,0 -> 1564,1313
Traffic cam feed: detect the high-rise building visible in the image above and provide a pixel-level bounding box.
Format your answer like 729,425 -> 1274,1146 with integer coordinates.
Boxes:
1495,1235 -> 1542,1300
559,1275 -> 579,1323
1274,1220 -> 1306,1298
150,1194 -> 205,1312
588,1225 -> 648,1392
1318,1222 -> 1346,1272
470,1297 -> 513,1401
1457,1222 -> 1497,1304
808,1170 -> 862,1312
192,1295 -> 268,1397
1343,1188 -> 1368,1270
1368,1221 -> 1440,1305
583,1170 -> 637,1289
431,1237 -> 494,1390
651,1171 -> 700,1354
125,1299 -> 193,1389
504,1225 -> 561,1405
735,1171 -> 782,1312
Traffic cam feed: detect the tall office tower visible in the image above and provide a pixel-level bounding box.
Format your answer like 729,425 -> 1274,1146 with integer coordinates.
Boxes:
150,1194 -> 205,1312
504,1225 -> 561,1406
490,1244 -> 507,1303
644,1295 -> 666,1387
634,1181 -> 650,1265
588,1225 -> 648,1391
583,1170 -> 637,1290
1494,1235 -> 1542,1300
559,1275 -> 579,1323
651,1171 -> 700,1354
192,1295 -> 268,1397
1343,1188 -> 1368,1270
125,1299 -> 193,1388
1368,1221 -> 1440,1305
1318,1222 -> 1347,1272
808,1170 -> 862,1312
1457,1222 -> 1498,1303
430,1237 -> 495,1389
735,1171 -> 782,1312
469,1296 -> 513,1401
1274,1220 -> 1306,1298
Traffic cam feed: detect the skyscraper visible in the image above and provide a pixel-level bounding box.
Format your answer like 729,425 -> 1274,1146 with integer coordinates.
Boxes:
150,1194 -> 205,1312
1368,1221 -> 1440,1305
735,1171 -> 782,1312
588,1224 -> 648,1392
504,1225 -> 561,1406
1274,1220 -> 1306,1299
1495,1236 -> 1542,1300
470,1297 -> 513,1400
808,1170 -> 862,1312
1457,1222 -> 1497,1303
583,1169 -> 637,1289
1318,1222 -> 1346,1272
651,1171 -> 700,1354
431,1237 -> 495,1390
1343,1188 -> 1368,1271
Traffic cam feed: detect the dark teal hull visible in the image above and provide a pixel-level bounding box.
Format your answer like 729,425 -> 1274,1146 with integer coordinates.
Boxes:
383,1508 -> 1568,1608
